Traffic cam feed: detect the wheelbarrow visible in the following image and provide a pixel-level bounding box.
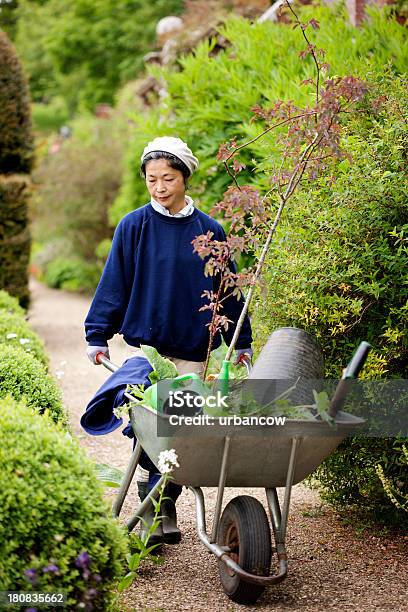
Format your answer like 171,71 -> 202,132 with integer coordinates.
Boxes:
96,337 -> 370,605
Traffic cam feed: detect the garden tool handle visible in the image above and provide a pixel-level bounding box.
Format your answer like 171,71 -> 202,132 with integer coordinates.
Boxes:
328,341 -> 371,418
343,341 -> 371,379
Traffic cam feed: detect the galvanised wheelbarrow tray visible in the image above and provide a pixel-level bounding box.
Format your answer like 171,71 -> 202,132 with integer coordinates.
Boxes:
98,338 -> 369,605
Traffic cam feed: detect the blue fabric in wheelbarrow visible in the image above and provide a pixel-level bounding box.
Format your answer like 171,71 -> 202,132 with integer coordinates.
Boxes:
80,356 -> 153,436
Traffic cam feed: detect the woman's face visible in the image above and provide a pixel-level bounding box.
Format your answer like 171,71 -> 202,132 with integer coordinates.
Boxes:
145,159 -> 186,215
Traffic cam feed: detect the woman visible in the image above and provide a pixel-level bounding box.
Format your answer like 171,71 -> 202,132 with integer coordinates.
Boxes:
84,137 -> 252,543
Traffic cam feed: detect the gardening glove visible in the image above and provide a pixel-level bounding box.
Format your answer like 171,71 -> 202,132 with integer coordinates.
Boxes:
86,344 -> 110,365
234,348 -> 253,366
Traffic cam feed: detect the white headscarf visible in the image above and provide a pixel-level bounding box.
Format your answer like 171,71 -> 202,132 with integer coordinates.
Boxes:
141,136 -> 199,176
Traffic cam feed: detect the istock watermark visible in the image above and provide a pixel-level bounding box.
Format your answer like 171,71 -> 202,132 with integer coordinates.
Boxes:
168,390 -> 229,410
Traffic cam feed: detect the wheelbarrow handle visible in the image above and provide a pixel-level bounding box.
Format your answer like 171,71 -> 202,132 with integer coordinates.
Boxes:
328,341 -> 371,418
95,352 -> 120,372
237,353 -> 252,375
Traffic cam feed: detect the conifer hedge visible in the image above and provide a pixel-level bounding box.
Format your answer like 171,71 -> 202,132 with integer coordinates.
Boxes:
0,31 -> 33,173
0,30 -> 33,307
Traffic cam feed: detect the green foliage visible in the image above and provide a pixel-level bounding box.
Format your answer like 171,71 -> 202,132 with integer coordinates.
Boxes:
252,74 -> 407,525
0,345 -> 67,426
119,472 -> 170,592
0,310 -> 48,365
316,437 -> 408,527
0,29 -> 34,173
0,288 -> 25,316
0,0 -> 18,38
32,97 -> 70,134
141,345 -> 179,380
0,397 -> 128,609
14,0 -> 184,112
43,257 -> 102,293
112,5 -> 408,224
253,74 -> 408,376
376,444 -> 408,513
32,112 -> 129,291
95,463 -> 125,488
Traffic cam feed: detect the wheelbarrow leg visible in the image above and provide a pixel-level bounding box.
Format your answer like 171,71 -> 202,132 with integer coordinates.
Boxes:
266,436 -> 302,564
210,435 -> 231,543
112,441 -> 142,518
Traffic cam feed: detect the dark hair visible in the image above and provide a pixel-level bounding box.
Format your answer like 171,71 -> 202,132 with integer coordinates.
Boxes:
140,151 -> 190,183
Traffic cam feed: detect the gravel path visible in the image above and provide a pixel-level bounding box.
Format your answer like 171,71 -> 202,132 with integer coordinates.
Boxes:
28,279 -> 407,612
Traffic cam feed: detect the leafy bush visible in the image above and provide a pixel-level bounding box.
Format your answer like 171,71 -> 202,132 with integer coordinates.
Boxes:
0,310 -> 48,365
111,5 -> 408,224
252,74 -> 407,525
44,257 -> 102,293
0,346 -> 67,426
32,112 -> 129,291
0,288 -> 25,316
0,397 -> 127,610
316,437 -> 408,527
253,74 -> 408,376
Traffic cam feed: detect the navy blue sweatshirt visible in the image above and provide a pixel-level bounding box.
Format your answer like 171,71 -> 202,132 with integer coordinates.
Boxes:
85,203 -> 252,362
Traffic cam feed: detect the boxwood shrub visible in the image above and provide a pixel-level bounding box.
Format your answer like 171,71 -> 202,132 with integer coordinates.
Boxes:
0,310 -> 48,365
0,397 -> 128,610
0,288 -> 25,316
0,345 -> 67,426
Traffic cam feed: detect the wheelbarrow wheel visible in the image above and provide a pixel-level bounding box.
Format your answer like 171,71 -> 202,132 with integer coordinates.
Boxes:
217,495 -> 271,604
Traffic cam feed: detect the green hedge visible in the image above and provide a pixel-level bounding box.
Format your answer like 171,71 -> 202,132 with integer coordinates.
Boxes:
0,397 -> 127,610
0,346 -> 67,426
0,29 -> 33,306
0,310 -> 48,365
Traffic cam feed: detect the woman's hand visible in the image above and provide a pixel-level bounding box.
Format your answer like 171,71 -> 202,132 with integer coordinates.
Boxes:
87,344 -> 110,365
234,348 -> 253,366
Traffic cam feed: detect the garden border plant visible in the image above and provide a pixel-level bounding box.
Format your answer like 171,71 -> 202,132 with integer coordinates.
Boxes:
0,397 -> 128,610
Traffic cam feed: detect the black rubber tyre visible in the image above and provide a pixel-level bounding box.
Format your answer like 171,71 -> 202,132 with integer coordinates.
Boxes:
217,495 -> 271,604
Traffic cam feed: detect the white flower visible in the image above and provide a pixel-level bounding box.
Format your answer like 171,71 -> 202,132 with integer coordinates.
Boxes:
6,333 -> 18,339
157,449 -> 179,474
55,370 -> 65,379
19,338 -> 30,345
